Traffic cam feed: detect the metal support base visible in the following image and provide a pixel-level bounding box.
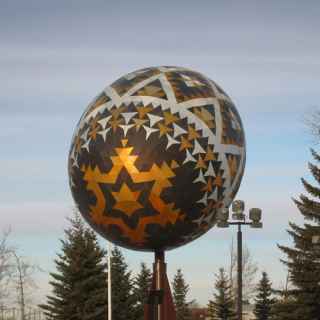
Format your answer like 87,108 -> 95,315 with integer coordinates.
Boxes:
144,251 -> 176,320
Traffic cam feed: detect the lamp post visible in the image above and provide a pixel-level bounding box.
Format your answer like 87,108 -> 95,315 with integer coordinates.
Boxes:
216,200 -> 263,320
107,242 -> 112,320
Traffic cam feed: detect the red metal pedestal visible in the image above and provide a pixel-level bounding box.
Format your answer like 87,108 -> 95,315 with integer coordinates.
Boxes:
144,251 -> 176,320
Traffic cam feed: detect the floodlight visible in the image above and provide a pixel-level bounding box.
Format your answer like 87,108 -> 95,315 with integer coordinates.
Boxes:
217,208 -> 230,228
232,200 -> 245,213
249,208 -> 262,228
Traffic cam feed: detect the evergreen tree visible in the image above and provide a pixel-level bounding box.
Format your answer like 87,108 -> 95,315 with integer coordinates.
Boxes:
132,262 -> 152,320
278,149 -> 320,319
271,296 -> 296,320
40,213 -> 107,320
110,246 -> 136,320
253,272 -> 275,320
172,268 -> 191,320
207,300 -> 215,320
208,268 -> 236,320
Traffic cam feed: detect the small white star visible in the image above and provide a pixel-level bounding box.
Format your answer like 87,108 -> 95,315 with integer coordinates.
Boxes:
166,134 -> 179,149
119,124 -> 134,137
197,192 -> 208,206
143,125 -> 159,139
81,138 -> 91,152
98,115 -> 111,129
183,150 -> 196,164
98,128 -> 111,142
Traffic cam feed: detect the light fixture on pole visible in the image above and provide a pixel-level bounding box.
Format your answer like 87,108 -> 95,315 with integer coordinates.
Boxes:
108,242 -> 112,320
217,200 -> 263,320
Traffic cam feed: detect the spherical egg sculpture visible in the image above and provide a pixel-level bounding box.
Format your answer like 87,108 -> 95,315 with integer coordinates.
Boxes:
68,66 -> 246,251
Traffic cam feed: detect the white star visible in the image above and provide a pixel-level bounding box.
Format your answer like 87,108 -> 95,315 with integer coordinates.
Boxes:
193,170 -> 206,184
197,192 -> 208,206
98,115 -> 111,129
119,124 -> 134,137
122,112 -> 137,124
147,114 -> 163,127
172,123 -> 187,138
205,162 -> 215,177
81,138 -> 91,152
143,125 -> 159,139
183,150 -> 197,164
192,140 -> 206,155
166,134 -> 179,149
98,128 -> 111,142
152,101 -> 161,108
71,154 -> 79,168
70,146 -> 76,161
69,177 -> 76,188
80,128 -> 90,141
208,188 -> 218,201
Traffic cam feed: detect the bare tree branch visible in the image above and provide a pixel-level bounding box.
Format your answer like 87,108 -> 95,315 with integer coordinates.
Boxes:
229,243 -> 259,302
11,254 -> 40,320
0,228 -> 15,306
303,107 -> 320,144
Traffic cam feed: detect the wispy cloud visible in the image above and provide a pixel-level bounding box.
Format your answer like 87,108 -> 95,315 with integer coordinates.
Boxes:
0,202 -> 73,234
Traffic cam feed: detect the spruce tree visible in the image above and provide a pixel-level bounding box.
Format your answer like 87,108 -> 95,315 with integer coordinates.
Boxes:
278,149 -> 320,319
207,300 -> 215,320
132,262 -> 152,320
271,296 -> 296,320
172,268 -> 191,320
40,213 -> 107,320
253,272 -> 275,320
208,268 -> 236,320
110,246 -> 136,320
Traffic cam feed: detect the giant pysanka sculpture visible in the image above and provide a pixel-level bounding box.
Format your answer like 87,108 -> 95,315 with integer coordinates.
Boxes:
68,66 -> 246,252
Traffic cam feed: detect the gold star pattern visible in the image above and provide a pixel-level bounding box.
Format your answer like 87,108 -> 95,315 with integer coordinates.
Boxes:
157,122 -> 173,137
163,111 -> 179,125
187,125 -> 200,140
227,155 -> 238,181
74,135 -> 83,153
110,105 -> 127,119
213,174 -> 223,187
136,104 -> 153,119
195,155 -> 207,170
89,126 -> 100,140
201,177 -> 213,192
204,146 -> 215,161
133,118 -> 149,131
179,136 -> 193,151
109,118 -> 124,132
193,107 -> 215,128
111,183 -> 143,216
132,79 -> 167,99
88,117 -> 101,140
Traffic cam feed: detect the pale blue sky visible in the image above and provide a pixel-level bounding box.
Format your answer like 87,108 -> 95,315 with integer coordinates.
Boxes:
1,0 -> 320,306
